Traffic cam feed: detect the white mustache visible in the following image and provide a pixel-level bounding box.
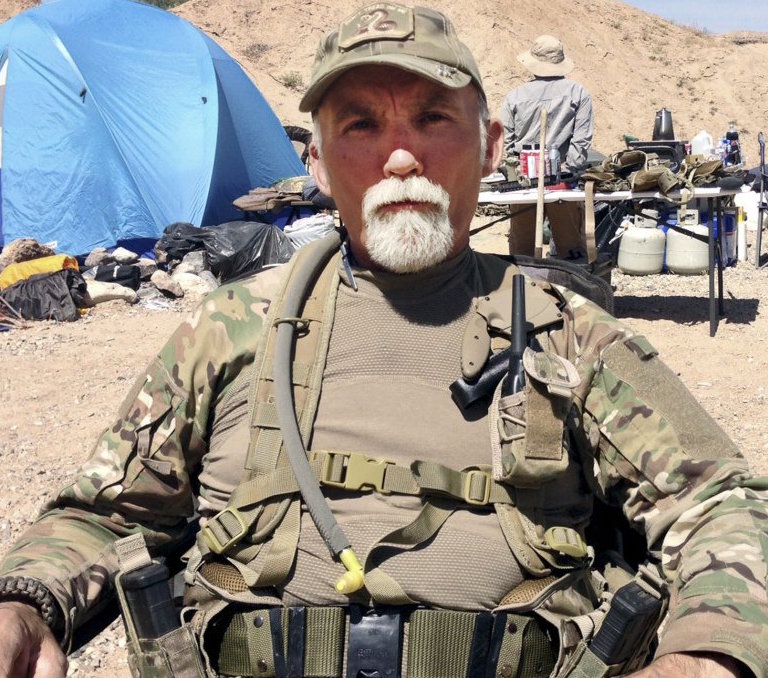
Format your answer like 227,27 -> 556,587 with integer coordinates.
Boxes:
362,176 -> 450,217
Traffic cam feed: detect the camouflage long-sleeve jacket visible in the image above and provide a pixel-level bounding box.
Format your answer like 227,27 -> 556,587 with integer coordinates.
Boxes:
1,249 -> 767,675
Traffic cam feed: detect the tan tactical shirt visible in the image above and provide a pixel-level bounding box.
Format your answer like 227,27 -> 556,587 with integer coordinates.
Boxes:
202,251 -> 523,610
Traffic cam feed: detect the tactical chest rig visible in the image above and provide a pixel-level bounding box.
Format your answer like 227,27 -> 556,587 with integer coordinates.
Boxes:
118,232 -> 665,678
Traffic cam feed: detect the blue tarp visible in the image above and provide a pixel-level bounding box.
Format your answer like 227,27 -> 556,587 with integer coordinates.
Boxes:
0,0 -> 305,256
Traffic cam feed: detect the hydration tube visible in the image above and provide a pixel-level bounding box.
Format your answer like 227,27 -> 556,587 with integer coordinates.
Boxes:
272,229 -> 364,593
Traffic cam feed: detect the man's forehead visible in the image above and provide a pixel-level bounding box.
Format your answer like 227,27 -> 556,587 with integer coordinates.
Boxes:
318,65 -> 473,112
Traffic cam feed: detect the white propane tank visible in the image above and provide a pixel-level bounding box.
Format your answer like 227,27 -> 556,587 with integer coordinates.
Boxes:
617,214 -> 666,275
665,222 -> 709,274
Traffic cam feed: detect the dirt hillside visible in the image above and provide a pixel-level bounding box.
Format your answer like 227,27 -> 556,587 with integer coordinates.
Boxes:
1,1 -> 767,677
174,0 -> 768,161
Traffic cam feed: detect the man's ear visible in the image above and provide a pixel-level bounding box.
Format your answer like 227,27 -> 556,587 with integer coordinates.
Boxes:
309,142 -> 333,197
482,119 -> 505,176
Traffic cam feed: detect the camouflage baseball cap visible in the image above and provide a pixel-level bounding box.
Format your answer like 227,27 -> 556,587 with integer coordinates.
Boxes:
299,3 -> 484,113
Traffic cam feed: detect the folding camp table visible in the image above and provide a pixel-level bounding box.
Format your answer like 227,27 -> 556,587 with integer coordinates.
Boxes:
756,132 -> 767,268
478,185 -> 743,337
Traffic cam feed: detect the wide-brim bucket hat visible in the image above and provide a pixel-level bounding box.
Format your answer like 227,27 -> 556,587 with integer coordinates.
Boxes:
517,34 -> 574,77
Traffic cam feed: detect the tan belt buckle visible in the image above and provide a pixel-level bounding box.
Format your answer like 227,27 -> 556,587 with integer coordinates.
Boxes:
544,526 -> 588,559
201,508 -> 247,554
463,469 -> 492,505
318,451 -> 392,494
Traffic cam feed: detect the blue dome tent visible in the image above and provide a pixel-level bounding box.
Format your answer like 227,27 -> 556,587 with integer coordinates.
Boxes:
0,0 -> 305,256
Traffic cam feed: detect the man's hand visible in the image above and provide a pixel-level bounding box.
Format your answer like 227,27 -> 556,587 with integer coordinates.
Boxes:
0,601 -> 67,678
627,652 -> 744,677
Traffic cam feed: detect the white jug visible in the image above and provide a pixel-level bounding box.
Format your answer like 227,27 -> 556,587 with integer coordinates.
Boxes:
690,130 -> 714,156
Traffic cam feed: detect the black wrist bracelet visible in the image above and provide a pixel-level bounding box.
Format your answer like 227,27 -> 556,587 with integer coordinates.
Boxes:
0,575 -> 61,630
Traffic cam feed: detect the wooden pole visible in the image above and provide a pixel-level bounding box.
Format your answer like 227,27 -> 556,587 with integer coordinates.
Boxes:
534,108 -> 547,258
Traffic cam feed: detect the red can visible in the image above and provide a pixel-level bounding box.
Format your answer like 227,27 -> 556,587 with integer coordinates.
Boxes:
520,148 -> 538,178
520,147 -> 551,179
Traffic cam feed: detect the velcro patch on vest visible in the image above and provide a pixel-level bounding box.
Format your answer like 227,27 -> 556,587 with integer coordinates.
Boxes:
523,347 -> 580,399
523,380 -> 567,461
594,337 -> 741,461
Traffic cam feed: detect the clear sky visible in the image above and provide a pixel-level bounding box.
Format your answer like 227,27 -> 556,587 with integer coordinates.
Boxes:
620,0 -> 768,33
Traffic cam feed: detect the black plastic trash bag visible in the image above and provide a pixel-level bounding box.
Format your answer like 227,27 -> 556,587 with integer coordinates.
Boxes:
154,222 -> 212,262
204,220 -> 295,282
0,268 -> 87,321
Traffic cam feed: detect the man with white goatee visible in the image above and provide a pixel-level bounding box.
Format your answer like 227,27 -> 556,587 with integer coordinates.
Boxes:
0,5 -> 764,678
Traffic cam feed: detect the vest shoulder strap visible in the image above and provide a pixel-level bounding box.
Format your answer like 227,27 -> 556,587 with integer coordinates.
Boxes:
198,235 -> 342,584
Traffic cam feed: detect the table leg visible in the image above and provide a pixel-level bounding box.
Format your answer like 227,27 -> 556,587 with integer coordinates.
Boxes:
708,197 -> 716,336
716,198 -> 725,316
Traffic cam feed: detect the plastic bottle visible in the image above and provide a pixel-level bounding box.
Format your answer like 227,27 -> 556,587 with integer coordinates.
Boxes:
549,147 -> 561,183
690,130 -> 714,156
725,121 -> 741,165
737,207 -> 748,261
715,139 -> 726,163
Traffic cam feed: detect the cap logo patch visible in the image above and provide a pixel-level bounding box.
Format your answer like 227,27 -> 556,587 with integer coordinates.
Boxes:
338,3 -> 415,50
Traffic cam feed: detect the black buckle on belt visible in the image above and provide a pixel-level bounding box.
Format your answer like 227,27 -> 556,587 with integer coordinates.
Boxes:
270,606 -> 306,678
467,611 -> 507,678
346,606 -> 403,678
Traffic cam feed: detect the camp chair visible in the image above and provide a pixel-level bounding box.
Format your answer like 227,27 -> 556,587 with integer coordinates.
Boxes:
756,131 -> 767,268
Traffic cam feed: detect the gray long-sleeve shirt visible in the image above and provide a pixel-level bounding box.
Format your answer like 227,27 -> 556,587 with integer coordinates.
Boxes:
500,77 -> 593,172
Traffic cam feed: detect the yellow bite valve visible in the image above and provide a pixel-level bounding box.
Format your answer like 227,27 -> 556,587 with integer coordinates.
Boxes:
335,548 -> 365,594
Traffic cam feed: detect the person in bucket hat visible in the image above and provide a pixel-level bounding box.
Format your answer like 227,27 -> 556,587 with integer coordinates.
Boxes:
501,34 -> 594,258
517,34 -> 575,78
0,5 -> 761,678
